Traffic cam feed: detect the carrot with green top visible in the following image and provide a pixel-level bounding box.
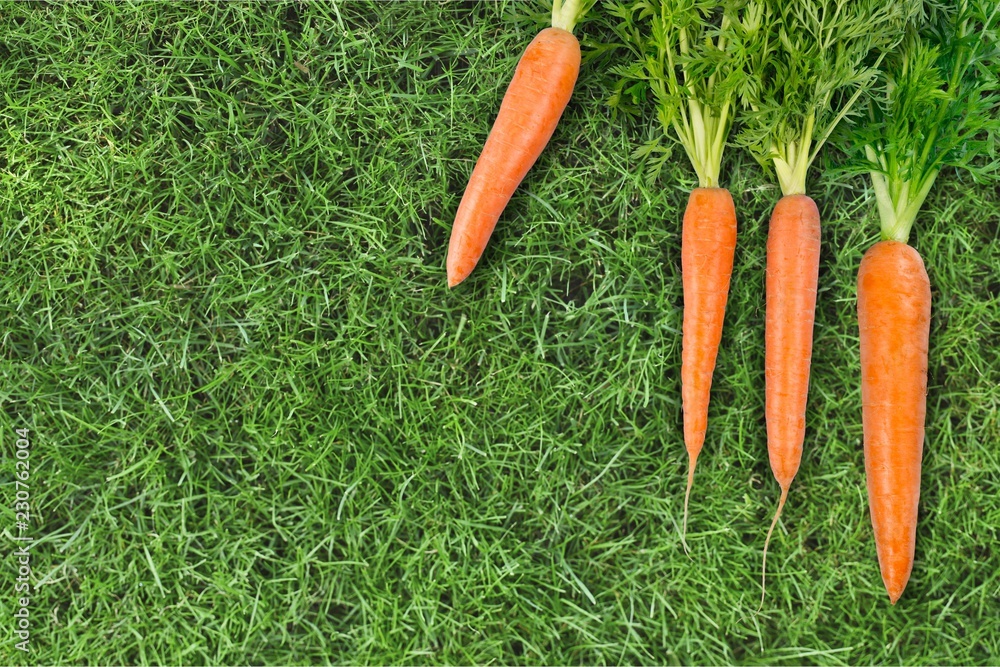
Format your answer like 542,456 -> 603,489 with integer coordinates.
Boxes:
733,0 -> 918,604
850,0 -> 1000,603
610,0 -> 757,548
447,0 -> 590,287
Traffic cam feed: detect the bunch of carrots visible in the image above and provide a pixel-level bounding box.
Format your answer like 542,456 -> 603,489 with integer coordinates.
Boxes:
444,0 -> 999,605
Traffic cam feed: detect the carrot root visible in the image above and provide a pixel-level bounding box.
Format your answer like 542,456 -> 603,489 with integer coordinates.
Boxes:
759,194 -> 819,605
680,187 -> 737,550
858,240 -> 930,604
764,194 -> 820,488
760,485 -> 789,610
682,452 -> 696,554
446,27 -> 580,287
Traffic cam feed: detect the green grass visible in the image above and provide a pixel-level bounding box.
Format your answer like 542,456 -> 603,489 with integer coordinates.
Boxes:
1,1 -> 999,664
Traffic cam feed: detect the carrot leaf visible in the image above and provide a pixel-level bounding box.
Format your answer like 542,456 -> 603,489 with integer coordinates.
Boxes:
734,0 -> 919,196
852,0 -> 1000,243
607,0 -> 750,189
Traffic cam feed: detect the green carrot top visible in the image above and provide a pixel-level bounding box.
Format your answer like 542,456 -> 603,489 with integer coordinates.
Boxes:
608,0 -> 752,189
851,0 -> 1000,244
552,0 -> 593,33
735,0 -> 919,197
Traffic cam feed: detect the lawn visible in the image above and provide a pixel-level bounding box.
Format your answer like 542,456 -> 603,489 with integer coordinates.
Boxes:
1,1 -> 999,664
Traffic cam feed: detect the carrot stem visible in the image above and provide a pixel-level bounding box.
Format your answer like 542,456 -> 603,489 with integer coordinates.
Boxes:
771,112 -> 815,196
551,0 -> 584,32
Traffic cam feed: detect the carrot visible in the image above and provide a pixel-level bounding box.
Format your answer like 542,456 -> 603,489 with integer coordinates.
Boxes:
681,188 -> 737,543
857,241 -> 930,603
759,193 -> 820,592
446,1 -> 587,288
608,1 -> 745,548
733,0 -> 916,604
848,1 -> 999,603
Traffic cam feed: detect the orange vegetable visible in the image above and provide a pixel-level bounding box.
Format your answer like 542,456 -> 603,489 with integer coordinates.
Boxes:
446,27 -> 580,287
681,187 -> 738,540
760,193 -> 820,599
606,1 -> 746,546
858,240 -> 930,603
846,1 -> 999,603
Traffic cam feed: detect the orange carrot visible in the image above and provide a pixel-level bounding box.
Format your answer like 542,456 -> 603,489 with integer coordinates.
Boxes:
857,240 -> 930,603
681,187 -> 737,541
845,1 -> 999,604
446,26 -> 580,287
760,193 -> 821,599
606,1 -> 746,547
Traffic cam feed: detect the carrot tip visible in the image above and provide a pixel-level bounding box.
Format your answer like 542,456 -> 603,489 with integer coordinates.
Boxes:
759,485 -> 790,611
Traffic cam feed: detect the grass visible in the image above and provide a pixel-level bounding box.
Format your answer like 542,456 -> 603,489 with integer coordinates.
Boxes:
0,1 -> 998,664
